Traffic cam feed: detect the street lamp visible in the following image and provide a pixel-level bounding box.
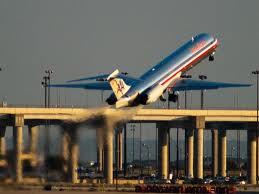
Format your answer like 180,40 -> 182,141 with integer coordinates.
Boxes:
131,124 -> 136,164
45,69 -> 53,107
252,70 -> 259,131
170,138 -> 184,177
139,123 -> 143,175
143,143 -> 151,175
252,70 -> 259,180
123,124 -> 127,177
41,69 -> 53,108
199,75 -> 207,109
181,74 -> 192,109
41,69 -> 53,180
230,146 -> 236,161
180,74 -> 192,176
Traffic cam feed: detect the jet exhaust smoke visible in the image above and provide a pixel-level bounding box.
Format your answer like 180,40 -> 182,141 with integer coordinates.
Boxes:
61,106 -> 142,154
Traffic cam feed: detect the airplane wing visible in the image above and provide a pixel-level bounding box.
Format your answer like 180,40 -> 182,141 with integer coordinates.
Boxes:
67,73 -> 142,83
50,72 -> 143,90
171,79 -> 252,91
50,82 -> 111,90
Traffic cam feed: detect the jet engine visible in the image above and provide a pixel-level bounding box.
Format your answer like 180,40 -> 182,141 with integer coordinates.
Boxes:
105,93 -> 117,105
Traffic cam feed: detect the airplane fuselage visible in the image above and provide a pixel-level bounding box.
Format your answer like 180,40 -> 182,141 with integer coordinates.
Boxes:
115,33 -> 218,108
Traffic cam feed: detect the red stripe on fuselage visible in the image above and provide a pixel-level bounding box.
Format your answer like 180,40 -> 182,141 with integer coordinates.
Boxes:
161,40 -> 217,86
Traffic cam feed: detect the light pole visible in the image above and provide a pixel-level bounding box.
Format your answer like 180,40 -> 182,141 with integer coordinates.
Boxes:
41,69 -> 53,180
252,70 -> 259,131
45,70 -> 53,107
199,75 -> 207,109
252,70 -> 259,180
143,143 -> 151,175
123,124 -> 127,177
176,92 -> 180,177
180,74 -> 192,176
42,76 -> 48,108
131,124 -> 136,164
42,70 -> 53,108
230,146 -> 235,162
139,123 -> 142,175
180,74 -> 192,109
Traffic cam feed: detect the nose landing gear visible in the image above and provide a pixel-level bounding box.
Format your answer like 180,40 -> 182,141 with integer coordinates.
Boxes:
209,52 -> 215,61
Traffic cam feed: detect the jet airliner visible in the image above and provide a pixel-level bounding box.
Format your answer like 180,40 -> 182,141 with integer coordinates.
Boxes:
51,33 -> 251,108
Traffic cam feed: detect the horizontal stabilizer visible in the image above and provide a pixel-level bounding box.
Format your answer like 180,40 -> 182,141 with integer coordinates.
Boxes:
67,72 -> 142,83
49,82 -> 111,90
171,79 -> 252,91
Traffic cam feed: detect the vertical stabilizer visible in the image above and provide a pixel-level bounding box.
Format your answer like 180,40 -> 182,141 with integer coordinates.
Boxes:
107,69 -> 131,100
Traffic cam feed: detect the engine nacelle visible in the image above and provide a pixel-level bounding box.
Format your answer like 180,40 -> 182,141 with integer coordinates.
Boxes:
139,85 -> 165,105
105,94 -> 117,105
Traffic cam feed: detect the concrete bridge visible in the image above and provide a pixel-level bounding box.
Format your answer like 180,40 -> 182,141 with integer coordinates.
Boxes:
0,107 -> 258,184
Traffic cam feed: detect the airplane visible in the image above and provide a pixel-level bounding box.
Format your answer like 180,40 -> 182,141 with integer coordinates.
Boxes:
50,33 -> 251,108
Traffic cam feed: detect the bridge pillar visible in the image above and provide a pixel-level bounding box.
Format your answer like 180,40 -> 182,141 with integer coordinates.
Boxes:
194,128 -> 203,178
68,130 -> 79,184
158,125 -> 168,179
103,125 -> 113,184
247,129 -> 256,184
0,126 -> 6,156
61,129 -> 70,174
97,146 -> 103,172
0,126 -> 7,167
96,128 -> 103,172
257,133 -> 259,181
211,129 -> 218,177
28,125 -> 38,166
218,130 -> 227,177
13,114 -> 24,183
194,117 -> 205,179
186,129 -> 194,178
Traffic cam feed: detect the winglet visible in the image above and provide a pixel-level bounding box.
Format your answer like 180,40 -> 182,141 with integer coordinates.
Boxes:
107,69 -> 120,81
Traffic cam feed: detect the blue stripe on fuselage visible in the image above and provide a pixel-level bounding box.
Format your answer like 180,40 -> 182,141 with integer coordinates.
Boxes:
125,33 -> 216,97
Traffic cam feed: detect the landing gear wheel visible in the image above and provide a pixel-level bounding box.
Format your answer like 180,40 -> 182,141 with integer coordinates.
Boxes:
209,55 -> 214,61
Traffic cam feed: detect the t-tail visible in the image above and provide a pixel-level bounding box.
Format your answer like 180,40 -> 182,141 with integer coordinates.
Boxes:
107,69 -> 131,100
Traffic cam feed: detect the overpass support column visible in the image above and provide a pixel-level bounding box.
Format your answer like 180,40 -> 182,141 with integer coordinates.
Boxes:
257,133 -> 259,181
13,114 -> 24,183
247,129 -> 256,184
0,126 -> 6,156
61,129 -> 70,174
96,128 -> 103,172
157,123 -> 168,179
194,116 -> 205,179
186,129 -> 194,178
103,124 -> 114,184
28,125 -> 38,166
218,130 -> 227,177
0,126 -> 7,167
211,129 -> 218,177
68,130 -> 79,184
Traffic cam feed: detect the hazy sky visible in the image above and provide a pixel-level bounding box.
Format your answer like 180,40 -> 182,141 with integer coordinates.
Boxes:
1,0 -> 259,160
1,0 -> 259,107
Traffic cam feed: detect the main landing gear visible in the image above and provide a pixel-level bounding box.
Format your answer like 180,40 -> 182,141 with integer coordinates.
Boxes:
209,52 -> 215,61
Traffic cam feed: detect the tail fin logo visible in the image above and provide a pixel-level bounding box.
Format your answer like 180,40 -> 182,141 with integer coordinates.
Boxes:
115,80 -> 125,95
108,69 -> 131,100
